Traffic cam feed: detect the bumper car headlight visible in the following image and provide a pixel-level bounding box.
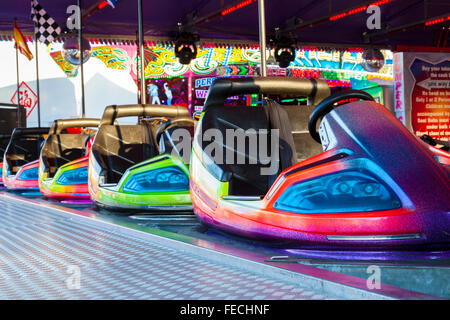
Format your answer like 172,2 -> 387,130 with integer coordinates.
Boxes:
122,166 -> 189,193
274,170 -> 401,213
56,167 -> 88,185
18,167 -> 39,181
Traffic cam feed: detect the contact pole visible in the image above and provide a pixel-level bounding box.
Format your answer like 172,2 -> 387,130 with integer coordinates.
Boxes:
14,18 -> 22,127
138,0 -> 146,104
34,27 -> 41,127
78,0 -> 86,117
15,28 -> 21,126
136,30 -> 140,104
258,0 -> 267,77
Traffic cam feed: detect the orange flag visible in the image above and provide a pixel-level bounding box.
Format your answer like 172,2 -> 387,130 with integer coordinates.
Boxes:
13,22 -> 33,61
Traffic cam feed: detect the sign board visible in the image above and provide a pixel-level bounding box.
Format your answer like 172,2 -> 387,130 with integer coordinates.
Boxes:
393,53 -> 406,125
394,52 -> 450,141
410,59 -> 450,140
10,81 -> 38,118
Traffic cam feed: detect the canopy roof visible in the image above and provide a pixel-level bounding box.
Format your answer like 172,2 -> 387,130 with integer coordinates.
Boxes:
0,0 -> 449,48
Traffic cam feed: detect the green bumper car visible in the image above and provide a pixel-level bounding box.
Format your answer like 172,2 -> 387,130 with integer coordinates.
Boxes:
88,104 -> 195,212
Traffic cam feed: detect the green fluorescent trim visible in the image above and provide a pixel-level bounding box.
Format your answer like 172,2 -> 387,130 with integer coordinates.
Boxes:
96,154 -> 192,208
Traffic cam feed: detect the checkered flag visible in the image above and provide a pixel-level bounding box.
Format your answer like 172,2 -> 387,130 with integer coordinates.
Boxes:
31,0 -> 61,45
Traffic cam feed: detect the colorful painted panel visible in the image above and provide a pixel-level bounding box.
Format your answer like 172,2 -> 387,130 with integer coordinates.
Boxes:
48,42 -> 393,82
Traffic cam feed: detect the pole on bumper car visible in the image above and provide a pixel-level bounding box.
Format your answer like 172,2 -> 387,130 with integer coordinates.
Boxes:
78,0 -> 86,118
14,18 -> 21,126
258,0 -> 267,77
138,0 -> 146,104
135,30 -> 140,104
34,28 -> 41,127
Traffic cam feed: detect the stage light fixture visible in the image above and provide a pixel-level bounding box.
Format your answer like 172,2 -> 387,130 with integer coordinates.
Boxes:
174,32 -> 199,65
271,35 -> 297,68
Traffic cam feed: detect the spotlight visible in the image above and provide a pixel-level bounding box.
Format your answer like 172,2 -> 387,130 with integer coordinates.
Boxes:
275,47 -> 296,68
174,32 -> 199,65
63,36 -> 91,65
176,45 -> 197,65
361,48 -> 385,72
271,34 -> 296,68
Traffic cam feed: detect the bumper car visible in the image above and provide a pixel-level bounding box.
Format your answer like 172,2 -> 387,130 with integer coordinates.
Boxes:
2,127 -> 49,190
88,104 -> 195,211
0,134 -> 11,186
190,77 -> 450,249
39,118 -> 100,200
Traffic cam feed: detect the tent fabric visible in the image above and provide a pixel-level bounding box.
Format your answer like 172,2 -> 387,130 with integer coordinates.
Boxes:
0,0 -> 449,47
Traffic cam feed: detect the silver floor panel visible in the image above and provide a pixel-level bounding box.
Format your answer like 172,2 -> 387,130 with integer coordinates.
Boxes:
0,194 -> 335,300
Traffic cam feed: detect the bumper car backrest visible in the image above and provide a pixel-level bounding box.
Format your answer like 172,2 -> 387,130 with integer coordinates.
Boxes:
5,134 -> 46,175
199,101 -> 303,196
41,133 -> 89,178
200,106 -> 275,196
141,118 -> 160,159
92,124 -> 159,184
281,104 -> 324,161
265,100 -> 297,175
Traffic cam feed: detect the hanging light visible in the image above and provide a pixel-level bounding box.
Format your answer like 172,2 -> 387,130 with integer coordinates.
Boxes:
275,47 -> 296,68
270,32 -> 297,68
175,44 -> 197,65
63,36 -> 91,65
174,31 -> 199,65
361,48 -> 385,72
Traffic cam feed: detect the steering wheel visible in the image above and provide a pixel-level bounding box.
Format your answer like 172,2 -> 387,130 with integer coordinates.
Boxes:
155,117 -> 196,143
308,90 -> 375,143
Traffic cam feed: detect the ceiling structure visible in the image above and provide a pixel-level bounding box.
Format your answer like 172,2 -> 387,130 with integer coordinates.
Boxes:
0,0 -> 449,49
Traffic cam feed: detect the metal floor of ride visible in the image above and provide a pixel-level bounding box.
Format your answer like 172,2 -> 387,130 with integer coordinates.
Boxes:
0,191 -> 448,300
0,193 -> 334,300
